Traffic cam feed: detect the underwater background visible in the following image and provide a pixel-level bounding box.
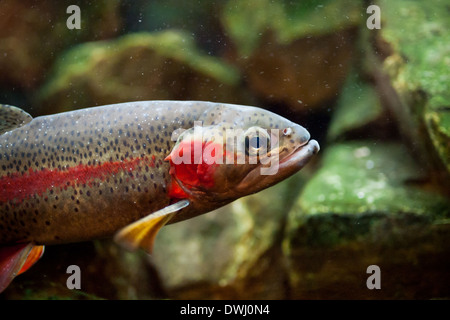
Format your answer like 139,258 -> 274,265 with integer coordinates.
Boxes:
0,0 -> 449,299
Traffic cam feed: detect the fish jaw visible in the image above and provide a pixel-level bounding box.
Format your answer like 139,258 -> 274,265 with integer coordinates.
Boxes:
235,139 -> 320,194
278,139 -> 320,171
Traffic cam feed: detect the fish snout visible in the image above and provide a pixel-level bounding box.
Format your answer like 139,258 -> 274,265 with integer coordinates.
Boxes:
307,139 -> 320,154
282,124 -> 311,148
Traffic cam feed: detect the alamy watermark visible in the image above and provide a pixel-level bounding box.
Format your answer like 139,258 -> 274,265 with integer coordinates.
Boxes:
366,265 -> 381,289
366,5 -> 381,30
66,5 -> 381,31
66,5 -> 81,30
65,263 -> 381,291
66,264 -> 81,289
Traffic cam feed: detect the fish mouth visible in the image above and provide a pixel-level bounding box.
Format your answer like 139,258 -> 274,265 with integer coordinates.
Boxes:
235,139 -> 319,193
278,139 -> 320,171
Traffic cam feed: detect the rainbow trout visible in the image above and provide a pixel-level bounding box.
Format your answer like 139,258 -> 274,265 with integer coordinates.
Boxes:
0,101 -> 319,292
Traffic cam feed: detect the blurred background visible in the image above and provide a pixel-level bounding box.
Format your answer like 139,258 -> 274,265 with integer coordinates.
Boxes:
0,0 -> 449,299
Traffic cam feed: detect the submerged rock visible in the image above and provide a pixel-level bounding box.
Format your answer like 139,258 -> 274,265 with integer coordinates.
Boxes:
294,141 -> 449,218
37,31 -> 250,114
122,0 -> 225,55
0,0 -> 121,91
284,141 -> 450,299
376,0 -> 450,186
327,72 -> 393,141
221,0 -> 361,112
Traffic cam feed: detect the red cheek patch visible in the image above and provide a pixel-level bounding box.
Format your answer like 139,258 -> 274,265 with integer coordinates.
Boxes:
165,140 -> 224,199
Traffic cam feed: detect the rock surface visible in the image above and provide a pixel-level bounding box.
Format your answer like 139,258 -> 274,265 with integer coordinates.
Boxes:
284,141 -> 450,299
221,0 -> 361,112
37,31 -> 249,114
376,0 -> 450,185
327,72 -> 390,141
0,0 -> 121,91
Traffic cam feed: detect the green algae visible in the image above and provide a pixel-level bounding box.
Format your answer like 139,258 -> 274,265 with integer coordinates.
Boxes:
380,0 -> 450,175
294,142 -> 449,218
222,0 -> 362,56
328,73 -> 384,140
37,30 -> 241,112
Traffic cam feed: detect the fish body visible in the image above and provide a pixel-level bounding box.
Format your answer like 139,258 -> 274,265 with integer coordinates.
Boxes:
1,101 -> 193,245
0,100 -> 319,292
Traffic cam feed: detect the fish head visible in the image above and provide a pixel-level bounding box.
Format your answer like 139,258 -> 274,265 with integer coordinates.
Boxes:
165,103 -> 320,218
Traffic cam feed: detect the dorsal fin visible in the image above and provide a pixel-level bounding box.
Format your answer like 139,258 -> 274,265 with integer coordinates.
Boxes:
0,104 -> 33,135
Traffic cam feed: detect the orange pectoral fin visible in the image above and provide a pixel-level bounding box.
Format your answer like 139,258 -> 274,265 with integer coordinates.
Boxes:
18,245 -> 45,275
0,243 -> 45,293
114,199 -> 190,254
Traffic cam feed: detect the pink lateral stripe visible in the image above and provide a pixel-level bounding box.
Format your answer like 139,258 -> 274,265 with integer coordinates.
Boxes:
0,156 -> 154,204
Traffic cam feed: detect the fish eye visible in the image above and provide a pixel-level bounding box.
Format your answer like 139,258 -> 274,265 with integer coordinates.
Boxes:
244,127 -> 270,156
246,135 -> 265,151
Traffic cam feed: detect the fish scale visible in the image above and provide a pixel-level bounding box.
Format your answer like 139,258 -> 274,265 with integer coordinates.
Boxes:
0,101 -> 206,245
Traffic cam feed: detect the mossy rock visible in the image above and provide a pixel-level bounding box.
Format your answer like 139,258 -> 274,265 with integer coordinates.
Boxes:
327,72 -> 391,141
378,0 -> 450,182
297,142 -> 449,217
0,0 -> 121,91
283,141 -> 450,299
220,0 -> 361,111
37,31 -> 248,114
222,0 -> 362,56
